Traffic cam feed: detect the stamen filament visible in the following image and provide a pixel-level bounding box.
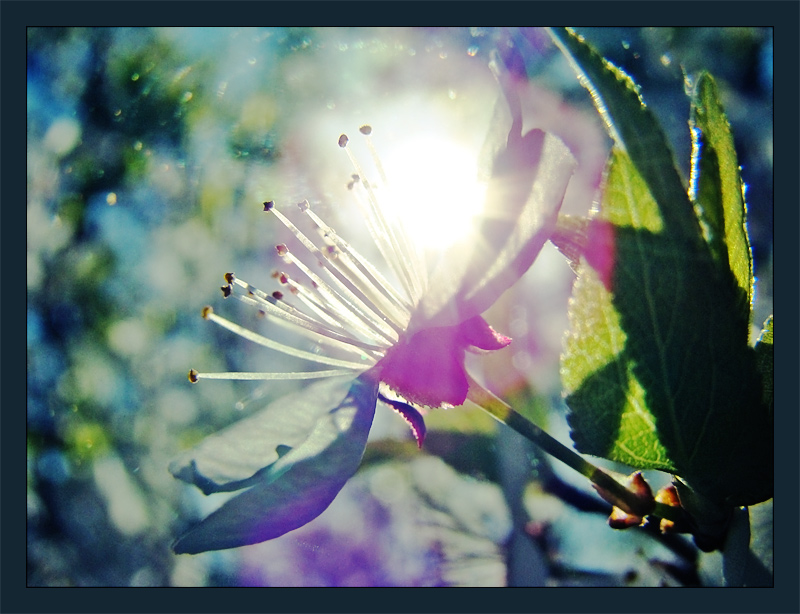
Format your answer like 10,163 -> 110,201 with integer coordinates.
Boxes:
303,206 -> 414,320
340,141 -> 426,302
227,276 -> 388,354
204,308 -> 371,370
268,204 -> 405,338
229,291 -> 386,359
279,246 -> 401,343
192,369 -> 354,381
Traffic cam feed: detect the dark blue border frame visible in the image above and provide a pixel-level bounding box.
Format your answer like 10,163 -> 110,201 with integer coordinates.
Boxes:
9,4 -> 797,613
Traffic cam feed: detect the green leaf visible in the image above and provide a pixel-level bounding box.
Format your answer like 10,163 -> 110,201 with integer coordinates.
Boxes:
547,27 -> 703,245
690,72 -> 754,313
171,373 -> 379,553
553,29 -> 771,508
562,148 -> 771,506
754,316 -> 773,420
562,151 -> 676,474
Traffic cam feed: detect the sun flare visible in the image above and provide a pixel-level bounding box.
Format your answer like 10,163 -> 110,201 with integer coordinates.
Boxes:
380,136 -> 487,251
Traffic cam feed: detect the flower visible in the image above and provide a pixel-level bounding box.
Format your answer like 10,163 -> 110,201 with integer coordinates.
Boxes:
171,59 -> 576,554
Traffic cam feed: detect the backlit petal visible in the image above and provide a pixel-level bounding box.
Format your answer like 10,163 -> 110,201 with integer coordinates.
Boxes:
172,372 -> 379,553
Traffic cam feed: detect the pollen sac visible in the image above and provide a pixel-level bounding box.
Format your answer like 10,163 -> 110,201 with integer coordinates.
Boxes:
224,272 -> 236,284
263,200 -> 275,212
272,291 -> 283,300
201,306 -> 213,319
275,244 -> 289,257
359,125 -> 372,135
188,369 -> 199,383
346,174 -> 360,190
338,134 -> 349,148
220,285 -> 232,298
296,199 -> 310,211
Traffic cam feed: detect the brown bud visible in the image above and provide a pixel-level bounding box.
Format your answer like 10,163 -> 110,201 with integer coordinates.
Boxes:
608,506 -> 644,530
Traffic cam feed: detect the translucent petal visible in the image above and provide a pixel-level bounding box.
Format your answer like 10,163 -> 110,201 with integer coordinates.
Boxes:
170,373 -> 378,495
416,130 -> 575,329
172,372 -> 379,553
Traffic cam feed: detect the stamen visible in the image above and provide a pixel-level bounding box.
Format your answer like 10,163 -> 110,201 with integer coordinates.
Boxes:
273,241 -> 402,343
302,206 -> 413,319
360,124 -> 388,186
266,205 -> 403,338
339,134 -> 427,303
224,275 -> 389,355
276,271 -> 352,331
228,291 -> 385,361
203,308 -> 372,370
358,127 -> 429,295
189,369 -> 354,382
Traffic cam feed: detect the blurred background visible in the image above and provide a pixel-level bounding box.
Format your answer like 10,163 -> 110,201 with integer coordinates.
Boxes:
27,27 -> 773,587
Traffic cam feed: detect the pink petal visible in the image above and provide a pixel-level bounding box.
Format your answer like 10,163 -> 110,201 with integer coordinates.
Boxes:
458,315 -> 512,351
378,326 -> 469,409
378,394 -> 427,448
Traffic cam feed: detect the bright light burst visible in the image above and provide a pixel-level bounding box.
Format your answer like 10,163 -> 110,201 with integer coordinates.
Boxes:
379,136 -> 487,251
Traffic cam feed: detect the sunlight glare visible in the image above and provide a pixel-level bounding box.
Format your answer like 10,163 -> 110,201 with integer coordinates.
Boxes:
382,136 -> 486,251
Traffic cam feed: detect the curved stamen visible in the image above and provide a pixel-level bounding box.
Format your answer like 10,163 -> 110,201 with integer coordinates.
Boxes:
189,369 -> 353,382
302,205 -> 414,321
201,306 -> 371,370
267,204 -> 405,339
339,135 -> 427,303
225,275 -> 388,355
277,244 -> 401,343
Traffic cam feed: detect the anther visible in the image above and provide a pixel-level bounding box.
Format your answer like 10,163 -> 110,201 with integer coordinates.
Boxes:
359,125 -> 372,135
224,272 -> 236,284
338,134 -> 349,148
188,369 -> 199,383
220,285 -> 232,298
297,200 -> 310,211
201,306 -> 213,319
276,244 -> 289,257
263,200 -> 275,212
272,291 -> 284,300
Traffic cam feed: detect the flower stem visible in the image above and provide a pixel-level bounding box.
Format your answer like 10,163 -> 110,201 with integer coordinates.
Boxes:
465,375 -> 683,524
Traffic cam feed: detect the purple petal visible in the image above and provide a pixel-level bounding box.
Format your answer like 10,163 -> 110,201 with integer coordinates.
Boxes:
379,326 -> 469,409
170,376 -> 367,494
173,372 -> 379,553
458,315 -> 512,352
414,77 -> 576,330
378,394 -> 427,448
